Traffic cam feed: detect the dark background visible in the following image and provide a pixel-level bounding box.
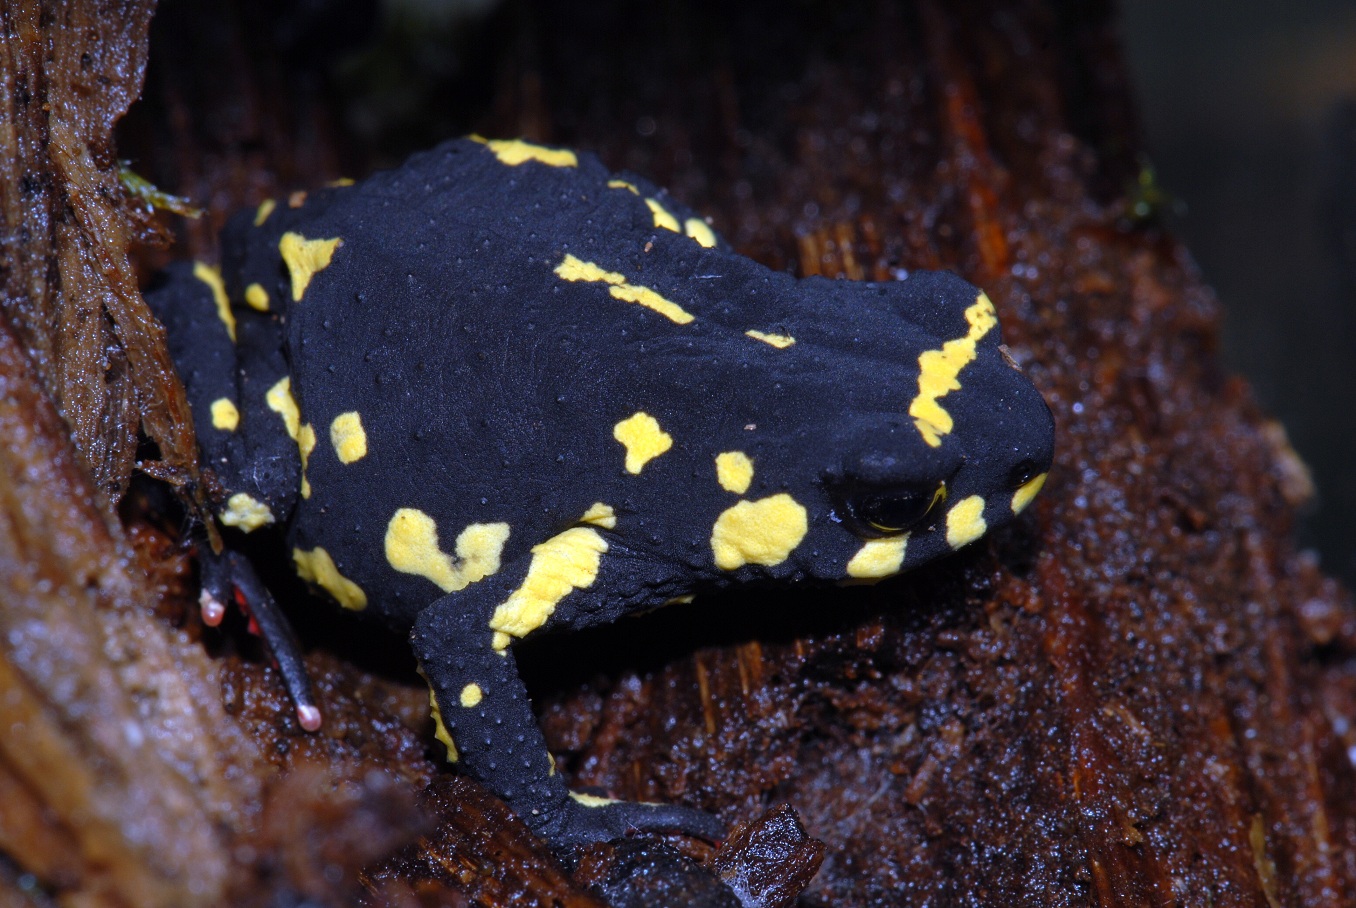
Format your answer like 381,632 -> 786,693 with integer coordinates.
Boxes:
1124,1 -> 1356,586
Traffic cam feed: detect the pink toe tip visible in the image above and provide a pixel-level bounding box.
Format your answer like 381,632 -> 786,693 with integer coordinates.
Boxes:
296,704 -> 322,732
199,593 -> 226,627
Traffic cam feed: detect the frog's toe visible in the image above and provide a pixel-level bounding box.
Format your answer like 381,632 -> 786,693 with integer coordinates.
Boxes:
543,795 -> 726,848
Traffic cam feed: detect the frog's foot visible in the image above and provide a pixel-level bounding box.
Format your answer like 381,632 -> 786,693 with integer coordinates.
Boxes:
538,793 -> 726,849
200,547 -> 322,731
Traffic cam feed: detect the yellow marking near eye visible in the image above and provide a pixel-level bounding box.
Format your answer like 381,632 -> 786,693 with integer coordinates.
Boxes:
613,412 -> 673,474
293,546 -> 367,611
846,536 -> 909,579
471,135 -> 578,168
210,398 -> 239,431
459,683 -> 483,708
193,261 -> 235,342
685,217 -> 717,248
219,493 -> 273,532
711,493 -> 808,570
715,451 -> 754,494
1012,472 -> 1047,514
489,524 -> 608,649
608,179 -> 640,194
554,254 -> 695,325
385,509 -> 511,593
254,199 -> 276,226
580,502 -> 617,529
330,411 -> 368,464
569,791 -> 619,808
328,177 -> 355,188
244,283 -> 269,312
279,232 -> 342,301
909,292 -> 999,447
645,197 -> 681,232
946,495 -> 988,549
424,680 -> 458,762
745,329 -> 796,349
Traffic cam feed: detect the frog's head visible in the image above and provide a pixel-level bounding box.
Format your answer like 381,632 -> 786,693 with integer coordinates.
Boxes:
815,274 -> 1054,580
704,271 -> 1054,585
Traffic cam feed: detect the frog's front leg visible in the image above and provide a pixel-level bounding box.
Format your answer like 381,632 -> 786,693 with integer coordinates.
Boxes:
410,550 -> 725,849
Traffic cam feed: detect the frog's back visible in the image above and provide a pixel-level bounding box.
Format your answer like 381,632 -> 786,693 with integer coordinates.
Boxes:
205,137 -> 799,627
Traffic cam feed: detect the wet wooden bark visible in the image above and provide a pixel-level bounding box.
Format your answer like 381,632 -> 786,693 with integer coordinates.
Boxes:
3,0 -> 1355,905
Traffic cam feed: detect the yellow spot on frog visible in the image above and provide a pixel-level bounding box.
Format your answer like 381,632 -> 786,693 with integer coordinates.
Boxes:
297,423 -> 316,498
219,493 -> 274,532
1012,472 -> 1048,515
460,683 -> 484,708
489,524 -> 608,649
846,536 -> 909,579
715,451 -> 754,494
265,376 -> 301,439
909,292 -> 999,447
210,398 -> 239,432
492,631 -> 512,651
945,495 -> 988,549
555,256 -> 623,285
608,179 -> 640,194
471,135 -> 578,168
254,198 -> 276,226
685,217 -> 717,248
279,232 -> 342,302
580,502 -> 617,529
568,791 -> 619,808
422,677 -> 458,762
385,509 -> 510,593
293,546 -> 368,611
193,261 -> 235,342
330,411 -> 368,464
613,412 -> 673,474
711,493 -> 808,570
554,254 -> 695,325
745,329 -> 795,349
243,282 -> 269,312
327,177 -> 356,187
645,197 -> 681,232
265,377 -> 316,497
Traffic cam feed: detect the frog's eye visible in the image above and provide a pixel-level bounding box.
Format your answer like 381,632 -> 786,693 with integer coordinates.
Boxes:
1006,458 -> 1041,489
842,481 -> 947,537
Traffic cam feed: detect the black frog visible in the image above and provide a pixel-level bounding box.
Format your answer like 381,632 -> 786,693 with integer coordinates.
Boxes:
149,136 -> 1055,846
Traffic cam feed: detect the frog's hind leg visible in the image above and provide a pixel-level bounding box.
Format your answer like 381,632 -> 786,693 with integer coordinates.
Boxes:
411,563 -> 726,849
200,548 -> 322,731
